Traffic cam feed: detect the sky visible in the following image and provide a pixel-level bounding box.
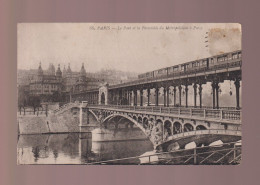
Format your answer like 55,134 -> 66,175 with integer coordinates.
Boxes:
18,23 -> 241,73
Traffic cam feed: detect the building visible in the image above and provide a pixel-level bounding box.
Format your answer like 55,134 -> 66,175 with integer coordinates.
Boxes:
17,62 -> 103,102
17,62 -> 138,103
29,63 -> 62,96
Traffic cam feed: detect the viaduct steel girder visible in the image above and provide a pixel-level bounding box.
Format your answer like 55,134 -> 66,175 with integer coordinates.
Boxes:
108,61 -> 241,90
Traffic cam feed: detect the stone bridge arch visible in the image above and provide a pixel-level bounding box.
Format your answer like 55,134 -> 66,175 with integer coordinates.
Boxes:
164,120 -> 172,137
196,125 -> 207,130
173,121 -> 182,134
183,123 -> 194,132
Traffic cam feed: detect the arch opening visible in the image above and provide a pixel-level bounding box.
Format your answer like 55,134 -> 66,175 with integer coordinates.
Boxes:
196,125 -> 207,130
164,120 -> 172,136
173,122 -> 182,134
143,117 -> 149,129
138,116 -> 143,124
184,123 -> 194,132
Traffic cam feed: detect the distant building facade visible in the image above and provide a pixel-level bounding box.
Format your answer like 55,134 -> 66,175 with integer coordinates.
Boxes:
18,62 -> 103,102
29,63 -> 63,96
17,62 -> 138,103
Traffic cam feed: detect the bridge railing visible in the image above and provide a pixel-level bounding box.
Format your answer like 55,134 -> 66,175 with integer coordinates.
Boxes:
17,110 -> 47,116
53,102 -> 80,114
222,110 -> 241,120
85,141 -> 241,165
88,104 -> 241,122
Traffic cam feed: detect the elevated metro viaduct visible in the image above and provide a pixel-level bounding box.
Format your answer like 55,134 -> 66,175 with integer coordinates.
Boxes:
66,50 -> 242,111
59,50 -> 242,151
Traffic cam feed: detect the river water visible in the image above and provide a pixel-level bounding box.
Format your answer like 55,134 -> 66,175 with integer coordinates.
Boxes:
17,133 -> 154,164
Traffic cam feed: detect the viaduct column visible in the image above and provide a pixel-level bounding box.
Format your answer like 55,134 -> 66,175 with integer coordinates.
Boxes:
193,83 -> 197,108
140,89 -> 143,106
163,88 -> 167,107
166,87 -> 170,107
185,84 -> 189,108
173,86 -> 176,106
215,82 -> 220,109
126,90 -> 129,105
234,78 -> 240,109
198,83 -> 203,108
178,85 -> 182,107
155,87 -> 159,106
212,82 -> 216,109
116,90 -> 120,105
119,89 -> 122,105
111,90 -> 114,105
133,89 -> 137,106
147,88 -> 150,106
129,91 -> 132,106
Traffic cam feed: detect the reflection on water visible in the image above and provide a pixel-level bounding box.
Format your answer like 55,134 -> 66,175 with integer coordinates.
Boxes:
17,133 -> 153,164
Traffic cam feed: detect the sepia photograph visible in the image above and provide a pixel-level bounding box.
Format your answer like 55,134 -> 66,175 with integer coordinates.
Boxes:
17,23 -> 242,165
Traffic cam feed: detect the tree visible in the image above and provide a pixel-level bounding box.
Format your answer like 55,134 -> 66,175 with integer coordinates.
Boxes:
28,96 -> 41,114
51,91 -> 61,102
18,85 -> 29,114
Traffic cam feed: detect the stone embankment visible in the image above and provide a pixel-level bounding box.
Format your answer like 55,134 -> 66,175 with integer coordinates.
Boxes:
18,109 -> 80,135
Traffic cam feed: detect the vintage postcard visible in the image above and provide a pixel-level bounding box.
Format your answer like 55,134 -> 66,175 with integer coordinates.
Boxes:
17,23 -> 242,165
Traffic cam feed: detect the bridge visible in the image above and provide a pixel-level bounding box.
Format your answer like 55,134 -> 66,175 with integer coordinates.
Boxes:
57,50 -> 242,152
51,102 -> 241,152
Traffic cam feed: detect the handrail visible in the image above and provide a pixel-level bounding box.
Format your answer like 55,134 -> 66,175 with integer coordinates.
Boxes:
85,141 -> 241,165
88,104 -> 241,122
